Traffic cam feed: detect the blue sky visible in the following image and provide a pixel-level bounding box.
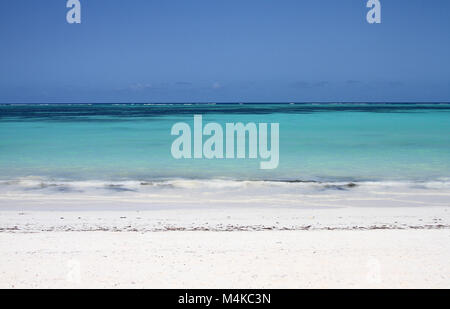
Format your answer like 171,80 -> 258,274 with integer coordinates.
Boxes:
0,0 -> 449,103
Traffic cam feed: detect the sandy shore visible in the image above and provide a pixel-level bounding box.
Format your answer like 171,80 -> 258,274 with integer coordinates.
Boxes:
1,205 -> 449,232
1,229 -> 449,289
1,201 -> 449,288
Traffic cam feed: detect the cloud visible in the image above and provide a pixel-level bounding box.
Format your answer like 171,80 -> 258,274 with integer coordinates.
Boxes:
290,81 -> 329,88
384,81 -> 404,87
346,80 -> 362,85
129,83 -> 153,91
175,81 -> 193,86
314,81 -> 329,88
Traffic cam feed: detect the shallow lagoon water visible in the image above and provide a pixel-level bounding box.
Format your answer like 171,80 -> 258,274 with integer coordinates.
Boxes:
0,103 -> 449,184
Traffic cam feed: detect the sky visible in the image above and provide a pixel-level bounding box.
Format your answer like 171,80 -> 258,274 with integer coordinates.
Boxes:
0,0 -> 449,103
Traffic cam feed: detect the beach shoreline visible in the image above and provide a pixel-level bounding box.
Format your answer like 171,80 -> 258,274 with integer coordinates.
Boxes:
1,177 -> 449,288
1,205 -> 449,288
1,204 -> 450,232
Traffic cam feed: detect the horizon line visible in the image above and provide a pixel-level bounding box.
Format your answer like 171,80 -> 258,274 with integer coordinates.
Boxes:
1,101 -> 450,105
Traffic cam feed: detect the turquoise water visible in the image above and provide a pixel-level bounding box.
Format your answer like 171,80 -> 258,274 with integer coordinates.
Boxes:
0,103 -> 449,182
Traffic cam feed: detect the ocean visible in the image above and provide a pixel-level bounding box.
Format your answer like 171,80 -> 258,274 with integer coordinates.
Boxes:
0,103 -> 449,204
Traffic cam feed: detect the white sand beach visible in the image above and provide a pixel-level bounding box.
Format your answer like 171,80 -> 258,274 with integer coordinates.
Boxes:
0,229 -> 449,289
1,179 -> 449,288
1,202 -> 449,288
